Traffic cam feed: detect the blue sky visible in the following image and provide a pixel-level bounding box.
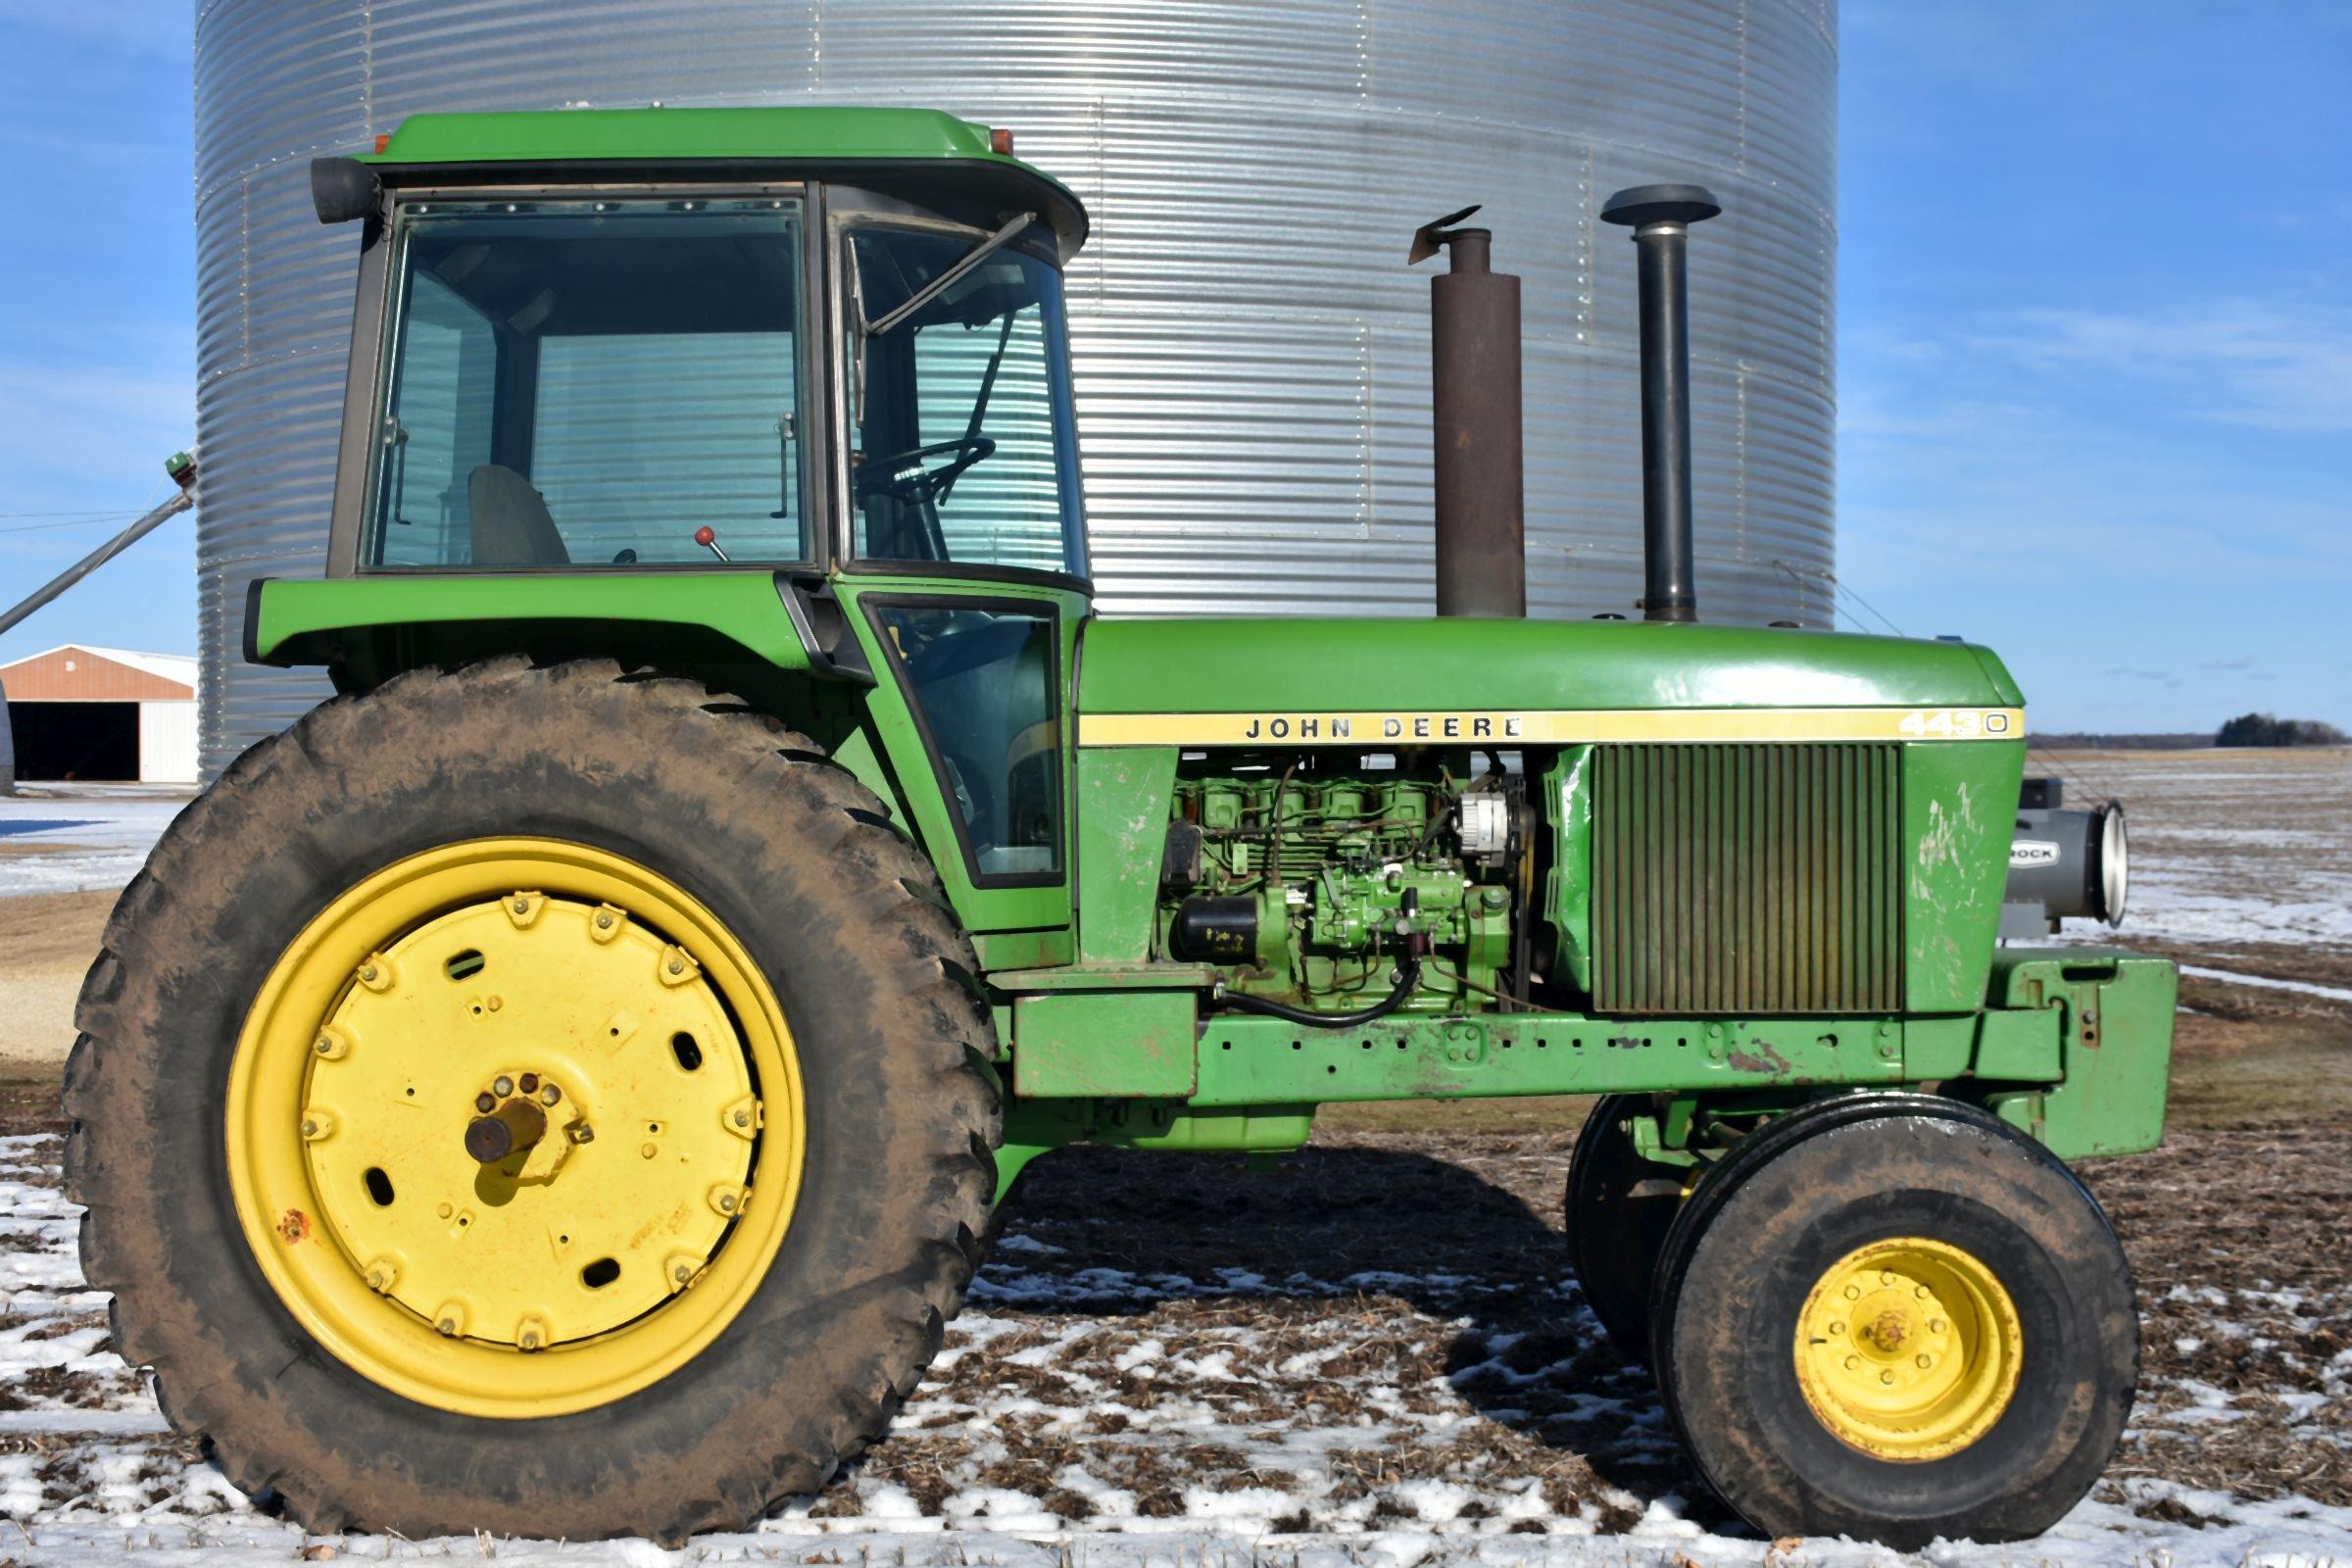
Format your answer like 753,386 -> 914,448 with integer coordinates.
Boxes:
0,4 -> 2345,733
0,4 -> 195,672
1839,3 -> 2351,732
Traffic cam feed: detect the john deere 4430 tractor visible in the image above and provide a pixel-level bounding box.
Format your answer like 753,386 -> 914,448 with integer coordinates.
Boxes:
70,109 -> 2168,1548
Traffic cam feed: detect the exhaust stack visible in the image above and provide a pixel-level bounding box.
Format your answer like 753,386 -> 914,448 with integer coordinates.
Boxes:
1412,207 -> 1525,618
1600,183 -> 1721,623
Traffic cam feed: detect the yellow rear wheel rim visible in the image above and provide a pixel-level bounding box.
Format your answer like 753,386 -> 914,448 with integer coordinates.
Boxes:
1792,1237 -> 2023,1462
226,838 -> 805,1419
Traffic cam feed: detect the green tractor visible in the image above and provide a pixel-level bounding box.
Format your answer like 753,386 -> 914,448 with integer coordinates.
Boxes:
68,108 -> 2168,1547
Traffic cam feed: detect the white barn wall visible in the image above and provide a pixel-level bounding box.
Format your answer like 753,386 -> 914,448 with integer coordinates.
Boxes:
136,702 -> 200,785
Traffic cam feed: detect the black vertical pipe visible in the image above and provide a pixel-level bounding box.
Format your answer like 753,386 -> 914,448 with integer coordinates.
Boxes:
1415,212 -> 1525,617
1601,183 -> 1721,623
1632,226 -> 1696,621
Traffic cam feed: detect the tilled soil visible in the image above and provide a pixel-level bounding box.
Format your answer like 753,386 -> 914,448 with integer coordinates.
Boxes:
0,1110 -> 2343,1542
821,1119 -> 2352,1536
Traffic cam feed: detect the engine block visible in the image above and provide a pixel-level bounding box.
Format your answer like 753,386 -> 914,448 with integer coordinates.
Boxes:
1159,769 -> 1517,1014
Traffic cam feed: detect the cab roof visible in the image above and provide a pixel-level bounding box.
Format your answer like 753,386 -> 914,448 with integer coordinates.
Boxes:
361,106 -> 1088,258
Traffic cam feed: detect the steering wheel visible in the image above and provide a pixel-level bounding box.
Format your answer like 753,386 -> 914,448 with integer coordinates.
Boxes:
852,436 -> 998,505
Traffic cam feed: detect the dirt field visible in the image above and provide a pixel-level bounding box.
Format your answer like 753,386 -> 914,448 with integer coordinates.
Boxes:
0,891 -> 109,1067
0,1055 -> 2344,1558
0,753 -> 2344,1561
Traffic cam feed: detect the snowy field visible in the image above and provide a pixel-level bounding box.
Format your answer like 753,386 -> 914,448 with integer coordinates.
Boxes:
3,1125 -> 2349,1567
2038,748 -> 2352,988
0,787 -> 188,898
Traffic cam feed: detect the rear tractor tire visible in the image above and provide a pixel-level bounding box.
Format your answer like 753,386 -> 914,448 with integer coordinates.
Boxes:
1646,1095 -> 2137,1548
66,658 -> 1001,1542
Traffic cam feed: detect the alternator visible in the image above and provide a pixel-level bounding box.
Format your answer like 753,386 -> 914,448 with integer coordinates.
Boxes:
1457,793 -> 1511,862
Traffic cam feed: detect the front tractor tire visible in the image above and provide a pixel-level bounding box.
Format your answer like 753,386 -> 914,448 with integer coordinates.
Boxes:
1647,1096 -> 2138,1548
1564,1094 -> 1687,1361
66,659 -> 1001,1542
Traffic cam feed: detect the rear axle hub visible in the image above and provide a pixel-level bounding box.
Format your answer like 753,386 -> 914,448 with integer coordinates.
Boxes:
250,853 -> 787,1395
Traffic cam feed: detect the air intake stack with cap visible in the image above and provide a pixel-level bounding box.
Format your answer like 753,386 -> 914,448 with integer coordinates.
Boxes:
1601,183 -> 1721,623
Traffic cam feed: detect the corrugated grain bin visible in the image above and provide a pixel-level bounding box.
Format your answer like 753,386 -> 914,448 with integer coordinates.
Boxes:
193,0 -> 1838,774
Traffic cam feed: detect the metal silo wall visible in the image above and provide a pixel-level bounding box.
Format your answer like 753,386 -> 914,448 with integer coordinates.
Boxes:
194,0 -> 1837,774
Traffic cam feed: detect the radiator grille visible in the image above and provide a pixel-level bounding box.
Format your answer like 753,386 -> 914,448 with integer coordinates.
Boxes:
1592,743 -> 1903,1015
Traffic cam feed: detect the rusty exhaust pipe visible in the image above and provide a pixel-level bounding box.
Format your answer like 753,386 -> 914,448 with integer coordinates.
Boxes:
1601,183 -> 1720,623
1412,206 -> 1524,618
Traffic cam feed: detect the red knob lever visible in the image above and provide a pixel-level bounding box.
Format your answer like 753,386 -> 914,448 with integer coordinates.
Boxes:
692,526 -> 729,563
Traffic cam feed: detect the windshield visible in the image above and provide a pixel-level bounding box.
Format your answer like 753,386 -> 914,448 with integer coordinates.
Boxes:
368,196 -> 807,568
846,226 -> 1088,579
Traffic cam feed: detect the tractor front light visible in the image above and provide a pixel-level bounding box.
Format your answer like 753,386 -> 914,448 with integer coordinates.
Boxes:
2094,803 -> 2129,926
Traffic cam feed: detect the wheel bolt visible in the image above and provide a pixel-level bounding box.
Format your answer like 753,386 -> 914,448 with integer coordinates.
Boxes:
359,964 -> 378,983
1880,1271 -> 1896,1286
512,899 -> 529,914
1916,1284 -> 1932,1298
1829,1321 -> 1844,1335
493,1075 -> 514,1097
1916,1353 -> 1933,1368
486,996 -> 503,1012
314,1036 -> 332,1055
595,911 -> 613,929
666,957 -> 685,976
732,1108 -> 751,1128
1843,1355 -> 1860,1371
475,1092 -> 496,1112
673,1263 -> 692,1284
519,1073 -> 539,1094
541,1084 -> 561,1104
1842,1284 -> 1861,1300
1930,1318 -> 1947,1334
717,1193 -> 737,1213
641,1143 -> 658,1158
570,1125 -> 595,1144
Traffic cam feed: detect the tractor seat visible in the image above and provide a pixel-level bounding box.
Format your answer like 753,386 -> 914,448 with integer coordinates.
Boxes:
468,465 -> 570,566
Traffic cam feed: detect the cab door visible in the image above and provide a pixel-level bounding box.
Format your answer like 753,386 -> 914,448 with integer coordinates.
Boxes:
825,202 -> 1093,967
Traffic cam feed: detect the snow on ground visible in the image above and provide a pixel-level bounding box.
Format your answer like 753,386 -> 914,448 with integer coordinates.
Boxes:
0,788 -> 183,897
1,1130 -> 2347,1567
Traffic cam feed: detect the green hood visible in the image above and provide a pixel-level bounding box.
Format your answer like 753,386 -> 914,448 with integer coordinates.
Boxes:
1078,617 -> 2025,718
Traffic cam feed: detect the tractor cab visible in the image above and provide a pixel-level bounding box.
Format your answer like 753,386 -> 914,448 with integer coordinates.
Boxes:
276,108 -> 1096,946
341,167 -> 1086,585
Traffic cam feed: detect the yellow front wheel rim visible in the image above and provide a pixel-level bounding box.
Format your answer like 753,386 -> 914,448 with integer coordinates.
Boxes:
226,838 -> 805,1419
1792,1237 -> 2023,1462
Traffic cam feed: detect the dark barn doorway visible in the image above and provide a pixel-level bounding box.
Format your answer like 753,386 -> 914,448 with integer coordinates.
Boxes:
7,702 -> 138,781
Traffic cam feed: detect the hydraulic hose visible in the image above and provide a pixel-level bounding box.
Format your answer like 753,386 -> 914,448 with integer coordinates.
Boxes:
1215,956 -> 1423,1029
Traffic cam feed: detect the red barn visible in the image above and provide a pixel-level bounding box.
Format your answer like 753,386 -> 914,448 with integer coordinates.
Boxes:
0,645 -> 198,784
